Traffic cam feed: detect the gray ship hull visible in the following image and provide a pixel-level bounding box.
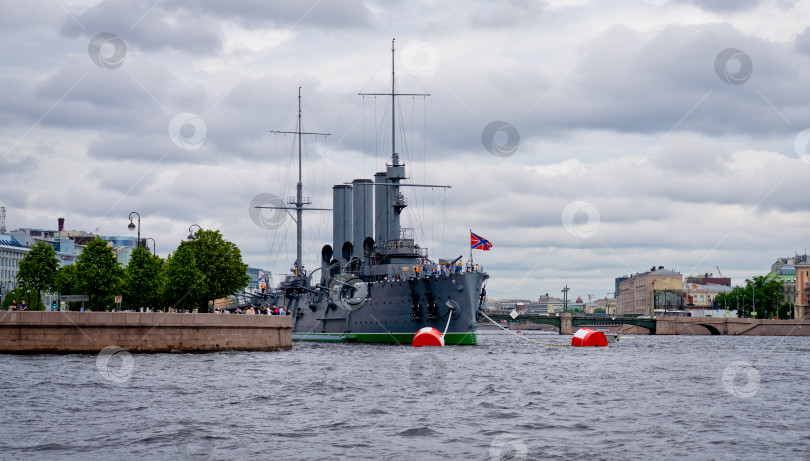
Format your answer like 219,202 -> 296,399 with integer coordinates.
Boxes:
264,270 -> 486,345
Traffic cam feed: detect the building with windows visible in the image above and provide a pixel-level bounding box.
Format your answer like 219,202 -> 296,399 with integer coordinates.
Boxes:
618,266 -> 683,316
0,234 -> 27,303
796,260 -> 810,319
684,282 -> 733,308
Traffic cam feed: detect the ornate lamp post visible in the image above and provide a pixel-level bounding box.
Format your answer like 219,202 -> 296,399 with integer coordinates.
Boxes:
562,285 -> 569,313
188,224 -> 201,240
146,237 -> 156,256
128,212 -> 141,248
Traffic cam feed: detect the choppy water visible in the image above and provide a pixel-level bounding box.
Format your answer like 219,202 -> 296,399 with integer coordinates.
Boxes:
1,332 -> 809,461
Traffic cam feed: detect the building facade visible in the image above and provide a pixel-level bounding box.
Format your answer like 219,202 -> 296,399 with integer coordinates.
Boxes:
796,261 -> 810,319
618,266 -> 683,316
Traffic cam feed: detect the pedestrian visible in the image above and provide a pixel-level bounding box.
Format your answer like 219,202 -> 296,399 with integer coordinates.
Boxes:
279,306 -> 287,316
9,299 -> 17,311
19,300 -> 27,311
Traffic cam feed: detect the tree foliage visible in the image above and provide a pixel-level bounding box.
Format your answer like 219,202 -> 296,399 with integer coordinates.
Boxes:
185,229 -> 249,312
75,237 -> 124,311
10,230 -> 251,313
123,246 -> 164,310
16,241 -> 59,308
163,242 -> 204,312
54,264 -> 79,295
714,276 -> 784,319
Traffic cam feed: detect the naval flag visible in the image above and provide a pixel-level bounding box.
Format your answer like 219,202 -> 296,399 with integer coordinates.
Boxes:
470,231 -> 492,251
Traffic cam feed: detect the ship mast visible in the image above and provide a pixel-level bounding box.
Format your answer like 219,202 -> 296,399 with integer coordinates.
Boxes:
359,39 -> 431,242
267,87 -> 330,276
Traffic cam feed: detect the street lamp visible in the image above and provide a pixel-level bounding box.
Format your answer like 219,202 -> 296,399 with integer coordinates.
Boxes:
188,224 -> 201,240
128,212 -> 141,248
146,237 -> 156,256
561,285 -> 569,313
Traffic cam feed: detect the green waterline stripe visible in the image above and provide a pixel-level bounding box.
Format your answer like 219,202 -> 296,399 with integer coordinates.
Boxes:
292,332 -> 478,345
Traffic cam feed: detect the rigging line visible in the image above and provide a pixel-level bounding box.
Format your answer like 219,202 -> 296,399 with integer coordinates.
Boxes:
269,99 -> 299,133
422,96 -> 426,236
301,98 -> 330,135
363,96 -> 366,175
374,96 -> 378,169
479,312 -> 571,347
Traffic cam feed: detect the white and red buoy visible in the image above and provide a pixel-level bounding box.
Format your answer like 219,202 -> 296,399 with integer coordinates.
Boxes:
571,328 -> 608,347
412,327 -> 445,347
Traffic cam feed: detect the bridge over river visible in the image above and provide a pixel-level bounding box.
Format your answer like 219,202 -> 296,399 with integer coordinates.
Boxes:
479,312 -> 810,336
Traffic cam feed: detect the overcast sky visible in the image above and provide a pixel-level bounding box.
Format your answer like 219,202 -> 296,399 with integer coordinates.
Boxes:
2,0 -> 809,300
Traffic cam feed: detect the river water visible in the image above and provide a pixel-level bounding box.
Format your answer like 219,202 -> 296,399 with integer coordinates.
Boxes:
1,331 -> 808,460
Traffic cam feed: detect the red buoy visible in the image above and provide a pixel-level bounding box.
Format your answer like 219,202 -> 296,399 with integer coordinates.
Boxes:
571,328 -> 608,347
412,327 -> 445,347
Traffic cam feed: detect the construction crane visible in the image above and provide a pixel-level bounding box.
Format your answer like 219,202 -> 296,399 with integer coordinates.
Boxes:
716,266 -> 723,278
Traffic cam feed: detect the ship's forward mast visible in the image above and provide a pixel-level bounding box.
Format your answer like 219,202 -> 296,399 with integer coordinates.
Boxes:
260,87 -> 330,278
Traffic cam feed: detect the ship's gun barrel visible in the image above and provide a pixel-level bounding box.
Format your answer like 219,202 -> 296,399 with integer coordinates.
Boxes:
445,255 -> 463,266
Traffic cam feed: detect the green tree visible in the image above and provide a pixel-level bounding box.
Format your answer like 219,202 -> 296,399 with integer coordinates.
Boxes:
593,307 -> 606,314
123,246 -> 165,311
53,264 -> 82,310
186,229 -> 249,312
75,237 -> 124,311
778,301 -> 792,320
714,276 -> 784,319
54,264 -> 78,295
163,242 -> 204,312
16,241 -> 59,310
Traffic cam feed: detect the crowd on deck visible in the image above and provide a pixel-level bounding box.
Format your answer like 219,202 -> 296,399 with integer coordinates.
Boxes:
411,258 -> 482,277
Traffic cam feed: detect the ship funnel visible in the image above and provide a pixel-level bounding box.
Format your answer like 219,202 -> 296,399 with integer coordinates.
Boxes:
352,179 -> 374,259
374,172 -> 389,244
332,184 -> 353,262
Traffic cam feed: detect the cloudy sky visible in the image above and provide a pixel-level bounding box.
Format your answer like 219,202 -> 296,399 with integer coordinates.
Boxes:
2,0 -> 810,300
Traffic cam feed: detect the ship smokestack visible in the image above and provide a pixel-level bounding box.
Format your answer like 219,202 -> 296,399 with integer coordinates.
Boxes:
352,179 -> 373,259
332,184 -> 353,262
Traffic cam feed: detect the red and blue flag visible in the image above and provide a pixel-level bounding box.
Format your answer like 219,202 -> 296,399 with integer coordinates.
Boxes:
471,231 -> 492,251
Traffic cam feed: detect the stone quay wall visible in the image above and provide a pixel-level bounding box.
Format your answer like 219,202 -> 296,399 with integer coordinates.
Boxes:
0,311 -> 292,353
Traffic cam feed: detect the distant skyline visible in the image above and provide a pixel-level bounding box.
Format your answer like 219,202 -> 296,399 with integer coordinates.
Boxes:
2,0 -> 810,299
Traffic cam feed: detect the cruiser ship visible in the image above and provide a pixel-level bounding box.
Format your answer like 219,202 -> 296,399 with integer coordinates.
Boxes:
258,40 -> 488,344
